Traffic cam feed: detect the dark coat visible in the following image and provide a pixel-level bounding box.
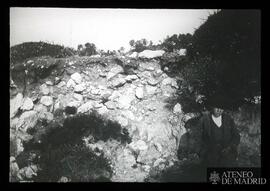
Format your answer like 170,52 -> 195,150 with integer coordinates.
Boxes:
199,112 -> 240,167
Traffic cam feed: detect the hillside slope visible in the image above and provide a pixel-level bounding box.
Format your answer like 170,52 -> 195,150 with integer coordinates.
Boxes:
9,51 -> 261,182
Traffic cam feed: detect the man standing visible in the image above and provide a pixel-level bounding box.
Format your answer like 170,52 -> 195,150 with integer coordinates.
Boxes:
199,96 -> 240,167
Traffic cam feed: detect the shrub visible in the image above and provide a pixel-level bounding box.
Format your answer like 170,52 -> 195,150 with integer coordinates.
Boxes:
21,112 -> 131,182
10,42 -> 76,64
129,39 -> 154,52
161,33 -> 192,52
77,43 -> 97,56
184,10 -> 261,107
35,143 -> 112,182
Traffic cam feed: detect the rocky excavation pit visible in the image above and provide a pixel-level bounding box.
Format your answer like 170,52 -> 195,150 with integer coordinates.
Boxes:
10,51 -> 261,182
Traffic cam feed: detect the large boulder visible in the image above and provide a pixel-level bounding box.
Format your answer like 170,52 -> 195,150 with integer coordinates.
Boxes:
10,93 -> 24,118
138,50 -> 165,59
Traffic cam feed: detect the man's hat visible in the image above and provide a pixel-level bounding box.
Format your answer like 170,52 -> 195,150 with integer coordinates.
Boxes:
206,94 -> 230,109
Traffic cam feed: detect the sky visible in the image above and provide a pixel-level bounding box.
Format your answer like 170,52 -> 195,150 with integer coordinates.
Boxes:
10,8 -> 217,51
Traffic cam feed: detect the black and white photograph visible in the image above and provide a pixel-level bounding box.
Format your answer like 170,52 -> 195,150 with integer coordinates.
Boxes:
9,8 -> 261,183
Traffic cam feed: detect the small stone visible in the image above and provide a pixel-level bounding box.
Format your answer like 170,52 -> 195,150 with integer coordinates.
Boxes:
34,104 -> 48,113
67,101 -> 81,108
148,106 -> 156,111
117,95 -> 133,109
104,101 -> 117,110
145,85 -> 157,95
155,69 -> 163,76
108,91 -> 121,101
135,87 -> 144,99
20,166 -> 37,179
74,84 -> 86,93
73,93 -> 83,102
10,93 -> 24,118
112,78 -> 126,88
178,49 -> 187,56
162,77 -> 173,86
129,140 -> 148,151
55,77 -> 61,84
147,78 -> 160,86
67,79 -> 76,88
106,66 -> 124,80
116,116 -> 128,127
99,73 -> 107,77
146,66 -> 155,71
20,98 -> 34,111
71,72 -> 82,84
58,176 -> 69,183
153,158 -> 165,167
164,66 -> 169,71
173,103 -> 182,114
57,81 -> 66,88
77,101 -> 93,113
154,143 -> 163,152
40,84 -> 50,95
97,106 -> 109,115
38,111 -> 54,123
46,81 -> 53,86
68,61 -> 74,66
10,160 -> 20,179
40,96 -> 53,106
125,75 -> 138,82
171,80 -> 178,89
93,102 -> 103,109
91,88 -> 101,95
143,165 -> 151,172
10,156 -> 16,163
122,110 -> 135,120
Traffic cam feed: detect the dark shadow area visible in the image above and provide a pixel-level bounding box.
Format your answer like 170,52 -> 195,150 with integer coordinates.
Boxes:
160,55 -> 189,78
146,116 -> 206,182
163,87 -> 205,114
16,111 -> 132,182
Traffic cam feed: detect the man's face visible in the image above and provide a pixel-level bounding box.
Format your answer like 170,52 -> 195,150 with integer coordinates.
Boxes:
212,107 -> 224,117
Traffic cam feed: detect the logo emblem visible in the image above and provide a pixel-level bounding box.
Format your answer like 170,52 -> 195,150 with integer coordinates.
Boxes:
209,171 -> 220,184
